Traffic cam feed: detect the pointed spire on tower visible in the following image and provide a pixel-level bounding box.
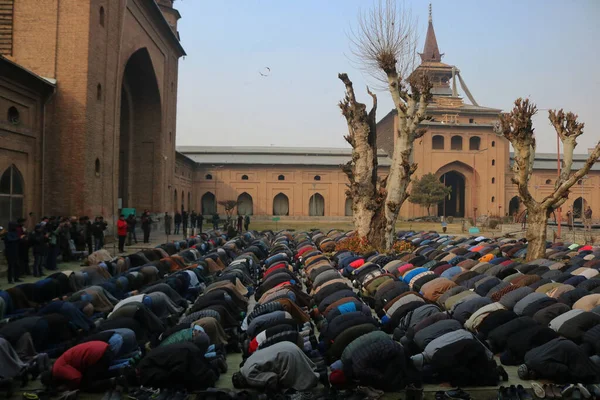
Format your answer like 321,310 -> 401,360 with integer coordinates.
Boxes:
420,3 -> 443,63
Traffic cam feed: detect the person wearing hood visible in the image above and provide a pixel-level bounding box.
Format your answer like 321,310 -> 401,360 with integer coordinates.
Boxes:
1,222 -> 22,283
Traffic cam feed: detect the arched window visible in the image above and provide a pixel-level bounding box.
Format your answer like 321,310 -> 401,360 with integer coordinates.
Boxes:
7,106 -> 19,124
578,179 -> 583,185
432,135 -> 444,150
345,197 -> 353,216
95,158 -> 101,177
0,165 -> 25,227
237,192 -> 253,215
174,190 -> 178,211
491,159 -> 495,166
491,177 -> 495,184
491,196 -> 495,203
273,193 -> 289,216
99,6 -> 105,27
241,175 -> 249,180
314,175 -> 321,181
181,190 -> 185,210
545,179 -> 552,185
205,174 -> 213,180
201,192 -> 216,215
450,136 -> 463,150
278,175 -> 285,181
469,136 -> 481,151
309,193 -> 325,216
491,141 -> 496,147
97,84 -> 102,100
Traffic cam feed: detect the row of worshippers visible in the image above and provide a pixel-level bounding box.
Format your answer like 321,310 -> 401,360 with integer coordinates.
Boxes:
0,229 -> 264,398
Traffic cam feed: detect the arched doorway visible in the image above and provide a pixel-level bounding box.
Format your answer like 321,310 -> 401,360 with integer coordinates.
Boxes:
119,48 -> 162,211
237,193 -> 253,215
173,190 -> 178,212
273,193 -> 289,216
309,193 -> 325,216
573,197 -> 586,220
181,190 -> 185,211
509,196 -> 520,217
188,192 -> 191,211
345,197 -> 353,216
438,171 -> 465,217
0,165 -> 24,227
201,192 -> 216,215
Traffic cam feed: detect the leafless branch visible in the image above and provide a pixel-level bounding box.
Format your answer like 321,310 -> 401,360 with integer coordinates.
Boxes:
348,0 -> 419,88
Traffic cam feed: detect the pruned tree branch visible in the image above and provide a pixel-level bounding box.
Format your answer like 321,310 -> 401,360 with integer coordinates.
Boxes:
497,97 -> 600,260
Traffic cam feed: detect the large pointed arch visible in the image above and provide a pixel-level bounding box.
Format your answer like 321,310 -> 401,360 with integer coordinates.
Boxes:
435,161 -> 478,219
273,193 -> 289,216
237,192 -> 253,215
309,193 -> 325,216
201,192 -> 216,215
0,164 -> 25,227
573,197 -> 587,219
118,47 -> 163,212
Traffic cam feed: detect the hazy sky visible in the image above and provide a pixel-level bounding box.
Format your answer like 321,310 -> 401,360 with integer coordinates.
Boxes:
175,0 -> 599,154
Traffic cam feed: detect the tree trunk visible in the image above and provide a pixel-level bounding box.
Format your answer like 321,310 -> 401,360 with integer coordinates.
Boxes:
338,73 -> 388,250
525,206 -> 549,261
382,119 -> 414,250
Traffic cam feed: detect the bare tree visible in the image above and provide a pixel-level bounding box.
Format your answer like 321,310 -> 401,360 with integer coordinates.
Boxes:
497,98 -> 600,260
339,0 -> 431,250
217,200 -> 239,219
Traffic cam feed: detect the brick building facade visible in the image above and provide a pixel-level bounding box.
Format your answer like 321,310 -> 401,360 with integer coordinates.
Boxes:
176,12 -> 600,223
0,0 -> 184,228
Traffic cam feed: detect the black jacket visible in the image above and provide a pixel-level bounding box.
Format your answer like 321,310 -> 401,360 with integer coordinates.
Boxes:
28,231 -> 48,255
91,221 -> 107,238
138,342 -> 218,389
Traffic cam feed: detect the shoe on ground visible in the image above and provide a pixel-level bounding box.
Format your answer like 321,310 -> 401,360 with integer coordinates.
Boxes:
498,386 -> 509,400
543,384 -> 554,399
577,384 -> 591,399
551,385 -> 562,399
587,385 -> 600,399
444,388 -> 471,400
530,382 -> 545,399
562,384 -> 576,397
517,385 -> 533,400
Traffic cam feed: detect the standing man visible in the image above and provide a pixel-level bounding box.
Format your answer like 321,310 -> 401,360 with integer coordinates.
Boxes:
29,223 -> 48,277
164,212 -> 172,236
174,211 -> 182,235
567,210 -> 573,231
244,215 -> 250,232
212,213 -> 219,231
190,210 -> 197,236
117,215 -> 127,253
237,214 -> 243,233
584,206 -> 593,232
141,210 -> 152,244
1,222 -> 22,283
126,214 -> 137,246
92,216 -> 107,251
197,213 -> 204,235
81,216 -> 93,256
17,217 -> 31,276
182,210 -> 189,238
